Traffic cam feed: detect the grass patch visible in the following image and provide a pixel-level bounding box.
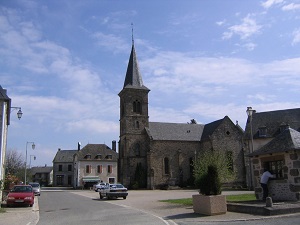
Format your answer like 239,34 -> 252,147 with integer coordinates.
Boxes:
0,208 -> 6,213
160,194 -> 256,206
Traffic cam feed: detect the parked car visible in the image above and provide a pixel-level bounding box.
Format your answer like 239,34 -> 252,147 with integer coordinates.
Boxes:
6,185 -> 35,207
99,183 -> 128,200
93,182 -> 109,192
28,182 -> 41,196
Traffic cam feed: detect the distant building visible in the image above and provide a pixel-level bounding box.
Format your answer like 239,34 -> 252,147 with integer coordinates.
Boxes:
53,149 -> 77,187
246,108 -> 300,201
74,142 -> 118,189
30,166 -> 53,186
118,43 -> 246,189
52,142 -> 117,188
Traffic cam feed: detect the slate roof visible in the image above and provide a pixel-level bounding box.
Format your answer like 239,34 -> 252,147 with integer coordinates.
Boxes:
145,122 -> 204,141
53,150 -> 77,163
248,128 -> 300,156
122,44 -> 149,91
201,118 -> 224,141
76,144 -> 118,161
244,108 -> 300,140
30,166 -> 53,175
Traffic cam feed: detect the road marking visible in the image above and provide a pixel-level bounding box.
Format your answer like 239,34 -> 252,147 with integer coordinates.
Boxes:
107,201 -> 178,225
71,191 -> 178,225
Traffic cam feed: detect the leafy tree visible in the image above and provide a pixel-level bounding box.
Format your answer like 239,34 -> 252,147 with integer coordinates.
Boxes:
5,149 -> 25,181
194,150 -> 235,195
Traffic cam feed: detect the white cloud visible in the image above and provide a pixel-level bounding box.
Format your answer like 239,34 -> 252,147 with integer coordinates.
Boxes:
261,0 -> 284,9
92,32 -> 129,53
282,3 -> 300,11
224,14 -> 262,40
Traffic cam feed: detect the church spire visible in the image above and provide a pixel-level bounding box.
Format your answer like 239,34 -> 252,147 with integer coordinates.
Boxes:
123,26 -> 148,89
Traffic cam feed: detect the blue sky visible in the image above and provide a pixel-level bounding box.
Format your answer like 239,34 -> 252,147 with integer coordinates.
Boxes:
1,0 -> 300,167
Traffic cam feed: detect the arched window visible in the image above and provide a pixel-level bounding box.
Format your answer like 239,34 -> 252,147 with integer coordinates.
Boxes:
164,157 -> 170,175
133,100 -> 141,114
135,121 -> 140,129
134,143 -> 140,156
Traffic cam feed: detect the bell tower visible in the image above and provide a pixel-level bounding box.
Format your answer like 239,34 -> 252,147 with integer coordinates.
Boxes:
118,41 -> 150,187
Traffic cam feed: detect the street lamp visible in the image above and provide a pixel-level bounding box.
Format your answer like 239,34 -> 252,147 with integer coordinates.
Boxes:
25,142 -> 35,184
29,155 -> 36,169
10,106 -> 23,120
246,106 -> 255,190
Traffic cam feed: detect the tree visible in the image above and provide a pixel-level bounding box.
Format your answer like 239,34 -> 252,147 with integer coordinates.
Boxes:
5,149 -> 25,180
194,150 -> 235,195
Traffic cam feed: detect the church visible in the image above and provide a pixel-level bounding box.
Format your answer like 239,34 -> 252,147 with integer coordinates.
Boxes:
118,42 -> 246,189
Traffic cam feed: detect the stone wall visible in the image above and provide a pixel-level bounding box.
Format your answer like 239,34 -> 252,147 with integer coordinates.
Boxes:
252,152 -> 300,201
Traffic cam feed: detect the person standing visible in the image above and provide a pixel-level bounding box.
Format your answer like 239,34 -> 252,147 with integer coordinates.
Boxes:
260,168 -> 275,200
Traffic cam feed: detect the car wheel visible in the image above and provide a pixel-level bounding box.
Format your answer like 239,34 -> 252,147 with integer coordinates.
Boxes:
99,193 -> 103,199
97,188 -> 101,192
123,196 -> 127,199
29,204 -> 33,207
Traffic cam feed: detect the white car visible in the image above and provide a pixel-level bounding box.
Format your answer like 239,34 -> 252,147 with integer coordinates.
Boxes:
93,182 -> 109,192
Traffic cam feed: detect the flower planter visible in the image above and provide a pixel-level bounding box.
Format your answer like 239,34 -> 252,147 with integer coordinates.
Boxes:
192,194 -> 227,215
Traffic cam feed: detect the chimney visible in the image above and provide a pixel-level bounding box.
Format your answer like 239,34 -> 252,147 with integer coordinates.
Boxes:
112,140 -> 116,152
78,142 -> 81,151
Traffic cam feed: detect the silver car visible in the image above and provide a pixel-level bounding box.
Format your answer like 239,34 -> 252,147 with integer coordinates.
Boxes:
28,182 -> 41,196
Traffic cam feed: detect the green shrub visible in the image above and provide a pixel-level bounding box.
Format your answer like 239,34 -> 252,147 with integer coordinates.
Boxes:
198,165 -> 221,195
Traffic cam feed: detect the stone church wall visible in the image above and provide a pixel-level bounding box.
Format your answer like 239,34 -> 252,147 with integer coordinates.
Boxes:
148,140 -> 200,188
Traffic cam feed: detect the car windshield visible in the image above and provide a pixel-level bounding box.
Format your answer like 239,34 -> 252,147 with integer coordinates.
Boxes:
11,186 -> 33,193
110,184 -> 124,188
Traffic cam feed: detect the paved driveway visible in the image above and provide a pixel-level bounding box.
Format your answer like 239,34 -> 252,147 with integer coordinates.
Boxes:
73,189 -> 268,223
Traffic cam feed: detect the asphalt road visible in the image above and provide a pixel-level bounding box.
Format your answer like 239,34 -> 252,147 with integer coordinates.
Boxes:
1,188 -> 300,225
37,190 -> 171,225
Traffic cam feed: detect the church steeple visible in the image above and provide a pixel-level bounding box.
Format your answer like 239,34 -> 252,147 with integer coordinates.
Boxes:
123,44 -> 146,88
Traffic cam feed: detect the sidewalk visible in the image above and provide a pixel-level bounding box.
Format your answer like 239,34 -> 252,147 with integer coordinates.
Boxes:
0,197 -> 39,225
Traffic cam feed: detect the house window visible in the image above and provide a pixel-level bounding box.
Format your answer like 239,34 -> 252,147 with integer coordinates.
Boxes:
97,165 -> 103,174
164,157 -> 170,175
133,100 -> 141,114
68,175 -> 72,185
134,143 -> 140,156
265,160 -> 284,179
96,154 -> 102,159
226,151 -> 234,173
86,165 -> 91,174
107,165 -> 112,173
56,175 -> 64,185
58,165 -> 63,171
68,165 -> 72,171
258,126 -> 267,137
85,155 -> 91,159
105,155 -> 112,160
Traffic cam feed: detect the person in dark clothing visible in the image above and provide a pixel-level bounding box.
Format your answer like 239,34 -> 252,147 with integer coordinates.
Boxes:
260,168 -> 274,200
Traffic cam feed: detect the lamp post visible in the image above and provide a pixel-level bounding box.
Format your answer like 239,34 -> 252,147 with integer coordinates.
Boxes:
29,155 -> 36,169
246,106 -> 255,190
10,106 -> 23,120
25,142 -> 35,184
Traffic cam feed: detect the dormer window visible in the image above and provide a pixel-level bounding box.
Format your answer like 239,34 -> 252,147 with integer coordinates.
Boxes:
85,154 -> 91,159
95,154 -> 102,159
105,154 -> 112,160
133,100 -> 141,114
258,126 -> 267,137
